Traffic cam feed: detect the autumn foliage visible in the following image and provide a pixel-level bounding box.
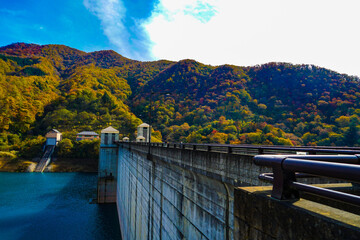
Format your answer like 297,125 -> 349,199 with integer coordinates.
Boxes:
0,43 -> 360,155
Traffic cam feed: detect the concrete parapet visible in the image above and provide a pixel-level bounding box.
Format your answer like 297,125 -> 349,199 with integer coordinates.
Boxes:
127,143 -> 272,187
127,144 -> 344,186
234,185 -> 360,240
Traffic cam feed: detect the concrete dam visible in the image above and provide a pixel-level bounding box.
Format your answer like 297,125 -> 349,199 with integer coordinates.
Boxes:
97,129 -> 360,239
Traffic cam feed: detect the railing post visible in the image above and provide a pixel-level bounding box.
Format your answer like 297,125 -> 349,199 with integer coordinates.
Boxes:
228,146 -> 232,154
272,165 -> 299,200
258,147 -> 264,154
309,149 -> 317,155
193,145 -> 196,151
208,146 -> 212,152
254,155 -> 299,200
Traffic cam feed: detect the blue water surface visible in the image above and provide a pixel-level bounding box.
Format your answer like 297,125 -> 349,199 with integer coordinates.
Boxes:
0,172 -> 121,240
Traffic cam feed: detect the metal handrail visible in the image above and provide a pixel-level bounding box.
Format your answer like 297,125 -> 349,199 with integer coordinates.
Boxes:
254,154 -> 360,206
119,141 -> 360,205
117,141 -> 360,156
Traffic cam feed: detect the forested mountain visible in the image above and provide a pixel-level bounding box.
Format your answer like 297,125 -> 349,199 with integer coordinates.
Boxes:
1,42 -> 359,157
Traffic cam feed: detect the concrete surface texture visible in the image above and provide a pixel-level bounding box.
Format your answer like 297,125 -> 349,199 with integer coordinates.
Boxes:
99,143 -> 360,240
117,147 -> 235,239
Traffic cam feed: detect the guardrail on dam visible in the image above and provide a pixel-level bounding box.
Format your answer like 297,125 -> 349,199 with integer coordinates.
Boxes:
98,140 -> 360,240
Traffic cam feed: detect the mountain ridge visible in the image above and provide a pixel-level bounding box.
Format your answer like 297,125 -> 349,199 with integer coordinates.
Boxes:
1,42 -> 359,151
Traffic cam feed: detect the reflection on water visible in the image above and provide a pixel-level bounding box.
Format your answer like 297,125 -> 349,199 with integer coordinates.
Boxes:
0,172 -> 121,240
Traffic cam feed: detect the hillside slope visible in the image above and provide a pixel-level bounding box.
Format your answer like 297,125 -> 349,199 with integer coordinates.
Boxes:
1,43 -> 359,150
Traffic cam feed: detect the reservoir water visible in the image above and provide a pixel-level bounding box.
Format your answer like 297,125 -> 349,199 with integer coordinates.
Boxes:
0,172 -> 121,240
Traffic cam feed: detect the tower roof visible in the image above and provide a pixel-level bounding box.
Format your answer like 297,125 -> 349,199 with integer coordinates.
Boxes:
138,123 -> 150,128
101,126 -> 119,133
48,129 -> 61,134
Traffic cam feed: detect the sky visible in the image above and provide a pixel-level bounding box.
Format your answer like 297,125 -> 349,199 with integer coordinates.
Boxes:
0,0 -> 359,77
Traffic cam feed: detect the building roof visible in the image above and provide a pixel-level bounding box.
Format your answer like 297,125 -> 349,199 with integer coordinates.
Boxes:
138,123 -> 150,128
77,131 -> 99,136
123,137 -> 129,140
101,126 -> 119,133
136,136 -> 145,140
48,129 -> 61,133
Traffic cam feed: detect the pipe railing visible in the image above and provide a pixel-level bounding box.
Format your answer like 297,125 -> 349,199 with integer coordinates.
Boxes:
118,141 -> 360,205
117,141 -> 360,156
254,154 -> 360,206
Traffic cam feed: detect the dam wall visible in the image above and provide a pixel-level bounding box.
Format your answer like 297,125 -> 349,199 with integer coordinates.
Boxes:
116,144 -> 256,239
98,141 -> 360,239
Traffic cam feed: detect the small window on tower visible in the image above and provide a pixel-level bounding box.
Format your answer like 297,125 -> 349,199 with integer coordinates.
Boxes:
104,133 -> 108,144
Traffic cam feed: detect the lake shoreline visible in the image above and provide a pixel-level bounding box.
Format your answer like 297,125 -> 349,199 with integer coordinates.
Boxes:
0,157 -> 98,172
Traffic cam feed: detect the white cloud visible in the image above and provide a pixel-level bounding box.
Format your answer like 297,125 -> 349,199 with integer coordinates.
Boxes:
84,0 -> 135,58
143,0 -> 360,77
84,0 -> 153,60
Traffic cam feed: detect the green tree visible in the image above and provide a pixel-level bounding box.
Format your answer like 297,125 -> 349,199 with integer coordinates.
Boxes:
19,136 -> 46,159
57,138 -> 73,157
73,139 -> 100,159
344,119 -> 359,147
